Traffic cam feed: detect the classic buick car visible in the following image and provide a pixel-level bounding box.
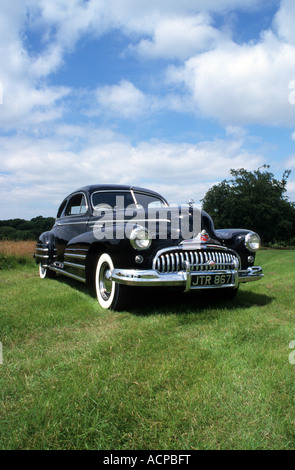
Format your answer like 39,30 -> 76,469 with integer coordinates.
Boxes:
35,184 -> 263,310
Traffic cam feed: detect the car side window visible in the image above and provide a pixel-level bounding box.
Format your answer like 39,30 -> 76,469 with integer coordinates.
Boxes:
65,193 -> 87,216
56,199 -> 67,219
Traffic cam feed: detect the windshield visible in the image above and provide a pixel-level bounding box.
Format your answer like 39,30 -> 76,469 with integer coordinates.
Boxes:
91,190 -> 167,211
133,192 -> 167,209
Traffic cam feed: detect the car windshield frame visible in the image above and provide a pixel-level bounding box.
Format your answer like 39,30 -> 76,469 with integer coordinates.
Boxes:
91,189 -> 168,212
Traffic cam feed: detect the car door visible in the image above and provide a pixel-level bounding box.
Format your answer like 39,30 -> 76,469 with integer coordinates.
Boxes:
54,192 -> 89,261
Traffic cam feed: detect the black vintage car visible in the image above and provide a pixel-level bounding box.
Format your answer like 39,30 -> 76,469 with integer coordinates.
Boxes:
35,184 -> 263,310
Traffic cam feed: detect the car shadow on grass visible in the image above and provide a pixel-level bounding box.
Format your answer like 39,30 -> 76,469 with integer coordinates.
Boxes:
126,287 -> 274,317
52,274 -> 273,317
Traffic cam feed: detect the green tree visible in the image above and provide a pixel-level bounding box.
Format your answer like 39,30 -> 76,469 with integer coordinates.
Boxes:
0,216 -> 55,241
202,167 -> 295,244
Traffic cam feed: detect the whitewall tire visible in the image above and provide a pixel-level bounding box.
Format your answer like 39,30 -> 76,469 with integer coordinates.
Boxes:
39,263 -> 55,279
95,253 -> 128,310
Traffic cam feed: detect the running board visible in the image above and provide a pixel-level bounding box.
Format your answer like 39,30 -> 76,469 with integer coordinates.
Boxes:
49,266 -> 86,283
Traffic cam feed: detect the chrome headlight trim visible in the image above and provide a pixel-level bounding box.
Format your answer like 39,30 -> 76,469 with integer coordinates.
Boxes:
245,232 -> 261,252
130,226 -> 152,251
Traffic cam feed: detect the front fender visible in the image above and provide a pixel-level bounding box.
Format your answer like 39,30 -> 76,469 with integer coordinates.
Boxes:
35,231 -> 57,266
215,228 -> 259,269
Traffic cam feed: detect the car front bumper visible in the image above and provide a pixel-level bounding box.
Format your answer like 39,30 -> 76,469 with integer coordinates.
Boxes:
111,265 -> 263,292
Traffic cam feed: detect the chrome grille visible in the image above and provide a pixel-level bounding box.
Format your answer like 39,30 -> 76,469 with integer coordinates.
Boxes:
154,249 -> 239,273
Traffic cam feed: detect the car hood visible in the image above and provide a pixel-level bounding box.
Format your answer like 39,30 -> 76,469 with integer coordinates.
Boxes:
92,205 -> 221,244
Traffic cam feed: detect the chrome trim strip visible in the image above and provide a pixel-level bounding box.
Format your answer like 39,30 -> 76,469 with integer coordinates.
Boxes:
56,221 -> 88,226
65,247 -> 88,252
64,253 -> 87,259
64,261 -> 85,270
49,266 -> 86,283
89,219 -> 169,227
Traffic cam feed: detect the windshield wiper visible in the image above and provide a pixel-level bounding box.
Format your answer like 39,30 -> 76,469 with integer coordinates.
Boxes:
130,187 -> 141,209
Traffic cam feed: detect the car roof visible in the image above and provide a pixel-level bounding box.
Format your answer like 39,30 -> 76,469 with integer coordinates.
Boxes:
71,184 -> 166,199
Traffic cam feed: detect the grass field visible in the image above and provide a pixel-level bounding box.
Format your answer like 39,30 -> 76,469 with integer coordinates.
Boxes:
0,244 -> 295,450
0,241 -> 35,270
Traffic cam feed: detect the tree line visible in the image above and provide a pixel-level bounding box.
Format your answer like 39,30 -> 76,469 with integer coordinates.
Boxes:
0,216 -> 55,241
202,167 -> 295,246
1,167 -> 294,245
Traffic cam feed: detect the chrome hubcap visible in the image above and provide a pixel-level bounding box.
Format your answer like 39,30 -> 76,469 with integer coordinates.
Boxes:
99,262 -> 112,301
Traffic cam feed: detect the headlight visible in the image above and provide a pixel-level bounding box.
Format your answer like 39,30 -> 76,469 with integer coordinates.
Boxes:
245,232 -> 261,252
130,226 -> 152,251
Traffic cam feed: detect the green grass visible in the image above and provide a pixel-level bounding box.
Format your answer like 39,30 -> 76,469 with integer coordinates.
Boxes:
0,250 -> 295,450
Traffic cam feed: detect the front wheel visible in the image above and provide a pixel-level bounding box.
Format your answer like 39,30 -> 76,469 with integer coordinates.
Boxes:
39,263 -> 55,279
95,253 -> 128,310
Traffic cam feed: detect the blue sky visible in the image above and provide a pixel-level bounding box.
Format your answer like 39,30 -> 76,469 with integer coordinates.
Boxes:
1,0 -> 295,219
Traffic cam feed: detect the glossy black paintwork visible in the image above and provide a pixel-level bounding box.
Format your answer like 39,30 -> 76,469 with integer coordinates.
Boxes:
35,184 -> 257,281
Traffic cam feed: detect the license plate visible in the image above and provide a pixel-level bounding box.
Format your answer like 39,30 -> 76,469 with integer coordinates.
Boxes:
191,273 -> 233,287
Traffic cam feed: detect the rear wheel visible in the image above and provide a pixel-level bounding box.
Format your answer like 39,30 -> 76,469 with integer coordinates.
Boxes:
95,253 -> 129,310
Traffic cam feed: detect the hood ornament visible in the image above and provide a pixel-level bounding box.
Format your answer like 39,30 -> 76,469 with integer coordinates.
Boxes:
180,229 -> 210,246
198,230 -> 210,242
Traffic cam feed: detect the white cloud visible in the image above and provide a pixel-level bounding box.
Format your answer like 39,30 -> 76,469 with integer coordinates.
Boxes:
94,80 -> 192,118
159,0 -> 295,127
0,81 -> 69,128
21,0 -> 267,62
0,1 -> 69,128
0,0 -> 285,129
0,128 -> 264,218
128,15 -> 226,60
273,0 -> 295,44
96,81 -> 149,118
167,29 -> 295,126
1,0 -> 294,220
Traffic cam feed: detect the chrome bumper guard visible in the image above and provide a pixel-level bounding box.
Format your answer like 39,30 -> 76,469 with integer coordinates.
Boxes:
111,264 -> 263,292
